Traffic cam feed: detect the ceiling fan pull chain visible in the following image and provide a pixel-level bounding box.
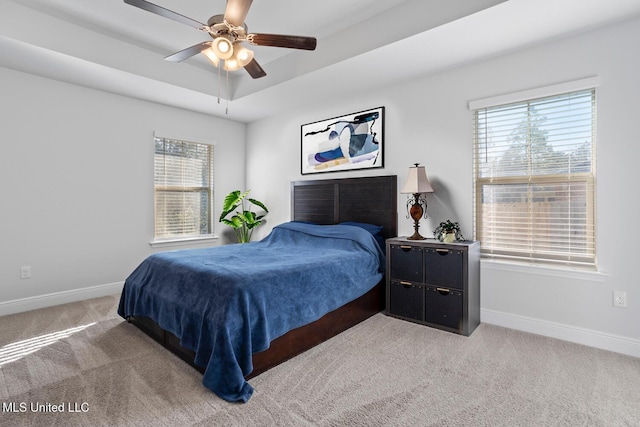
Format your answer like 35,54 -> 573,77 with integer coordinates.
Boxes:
225,66 -> 230,115
217,60 -> 222,104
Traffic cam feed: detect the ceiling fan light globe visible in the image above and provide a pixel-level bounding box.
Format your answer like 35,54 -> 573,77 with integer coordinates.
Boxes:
219,41 -> 230,53
212,35 -> 234,59
235,45 -> 254,67
201,48 -> 220,66
224,58 -> 241,71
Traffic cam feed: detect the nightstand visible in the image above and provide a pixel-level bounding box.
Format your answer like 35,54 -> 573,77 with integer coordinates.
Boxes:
385,237 -> 480,336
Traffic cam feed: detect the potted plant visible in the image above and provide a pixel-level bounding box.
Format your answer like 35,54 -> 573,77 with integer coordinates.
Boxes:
433,220 -> 464,243
219,190 -> 269,243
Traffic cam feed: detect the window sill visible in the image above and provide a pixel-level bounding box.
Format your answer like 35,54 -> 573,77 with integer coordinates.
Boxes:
481,259 -> 608,282
149,235 -> 219,248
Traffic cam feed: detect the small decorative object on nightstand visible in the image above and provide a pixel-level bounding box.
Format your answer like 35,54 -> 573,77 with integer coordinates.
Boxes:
433,220 -> 464,243
401,163 -> 434,240
385,237 -> 480,336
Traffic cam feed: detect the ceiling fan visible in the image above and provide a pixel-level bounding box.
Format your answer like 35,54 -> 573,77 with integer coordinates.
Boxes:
123,0 -> 317,79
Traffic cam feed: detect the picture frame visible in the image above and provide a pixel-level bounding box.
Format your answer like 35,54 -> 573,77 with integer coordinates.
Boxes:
301,106 -> 384,175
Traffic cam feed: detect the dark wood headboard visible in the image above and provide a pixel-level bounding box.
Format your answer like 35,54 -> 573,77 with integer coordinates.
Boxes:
291,175 -> 397,240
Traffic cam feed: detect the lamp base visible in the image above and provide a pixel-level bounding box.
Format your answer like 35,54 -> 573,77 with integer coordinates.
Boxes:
407,231 -> 426,240
407,193 -> 426,240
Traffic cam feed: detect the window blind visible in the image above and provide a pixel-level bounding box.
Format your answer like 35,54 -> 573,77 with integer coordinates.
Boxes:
154,136 -> 214,240
473,88 -> 596,269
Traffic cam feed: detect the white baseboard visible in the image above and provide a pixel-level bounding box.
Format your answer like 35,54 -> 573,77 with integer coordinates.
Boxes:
0,282 -> 124,317
481,308 -> 640,359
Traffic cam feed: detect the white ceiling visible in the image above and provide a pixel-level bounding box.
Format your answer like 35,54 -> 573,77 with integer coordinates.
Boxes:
2,0 -> 640,122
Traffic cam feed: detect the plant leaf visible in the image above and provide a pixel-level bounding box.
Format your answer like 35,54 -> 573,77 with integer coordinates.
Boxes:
220,218 -> 240,228
219,190 -> 249,222
248,198 -> 269,212
222,190 -> 250,212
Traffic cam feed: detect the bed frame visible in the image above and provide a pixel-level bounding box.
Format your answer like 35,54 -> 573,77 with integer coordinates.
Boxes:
128,175 -> 397,379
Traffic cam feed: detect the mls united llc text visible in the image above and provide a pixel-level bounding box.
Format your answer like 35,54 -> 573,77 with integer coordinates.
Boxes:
2,401 -> 90,413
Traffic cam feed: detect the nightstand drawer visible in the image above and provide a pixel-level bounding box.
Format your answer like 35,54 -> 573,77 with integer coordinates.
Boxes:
389,245 -> 423,282
424,286 -> 463,331
389,280 -> 424,321
424,248 -> 463,290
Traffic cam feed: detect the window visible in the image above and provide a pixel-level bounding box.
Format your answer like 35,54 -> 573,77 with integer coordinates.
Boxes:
472,85 -> 596,269
153,135 -> 214,241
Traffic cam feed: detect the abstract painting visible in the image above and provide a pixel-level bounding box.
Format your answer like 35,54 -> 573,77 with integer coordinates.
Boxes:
301,107 -> 384,175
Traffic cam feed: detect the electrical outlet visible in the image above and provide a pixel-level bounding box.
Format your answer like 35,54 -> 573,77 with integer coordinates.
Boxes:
613,290 -> 627,308
20,266 -> 32,279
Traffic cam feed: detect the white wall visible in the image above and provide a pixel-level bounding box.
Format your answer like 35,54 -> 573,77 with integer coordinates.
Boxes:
0,67 -> 246,311
246,18 -> 640,355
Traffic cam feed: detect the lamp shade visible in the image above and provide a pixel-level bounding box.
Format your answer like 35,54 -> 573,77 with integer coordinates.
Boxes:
211,35 -> 234,60
224,45 -> 254,71
201,48 -> 220,67
234,45 -> 254,67
401,164 -> 434,194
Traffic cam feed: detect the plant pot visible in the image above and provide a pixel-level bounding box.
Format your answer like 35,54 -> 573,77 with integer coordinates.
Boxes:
443,232 -> 456,243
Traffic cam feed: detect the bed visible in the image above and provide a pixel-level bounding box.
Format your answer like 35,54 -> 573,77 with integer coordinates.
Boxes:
118,175 -> 397,402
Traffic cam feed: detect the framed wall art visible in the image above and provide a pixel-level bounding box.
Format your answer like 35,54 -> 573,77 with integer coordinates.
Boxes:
301,106 -> 384,175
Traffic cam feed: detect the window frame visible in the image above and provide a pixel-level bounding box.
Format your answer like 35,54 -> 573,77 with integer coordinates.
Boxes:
469,78 -> 598,270
151,132 -> 216,246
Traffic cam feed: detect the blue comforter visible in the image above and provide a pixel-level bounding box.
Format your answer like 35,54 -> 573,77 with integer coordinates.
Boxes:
117,221 -> 385,402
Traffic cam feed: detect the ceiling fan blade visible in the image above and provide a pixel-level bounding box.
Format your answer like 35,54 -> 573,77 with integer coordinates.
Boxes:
244,58 -> 266,79
248,33 -> 317,51
123,0 -> 206,29
164,42 -> 212,62
224,0 -> 253,27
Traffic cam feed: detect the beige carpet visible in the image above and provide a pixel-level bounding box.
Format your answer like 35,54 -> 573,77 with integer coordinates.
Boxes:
1,294 -> 639,426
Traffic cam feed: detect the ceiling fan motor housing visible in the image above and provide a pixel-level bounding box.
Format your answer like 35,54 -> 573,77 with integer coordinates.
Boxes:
207,14 -> 248,41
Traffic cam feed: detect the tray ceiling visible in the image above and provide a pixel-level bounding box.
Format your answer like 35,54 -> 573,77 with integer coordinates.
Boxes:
2,0 -> 640,122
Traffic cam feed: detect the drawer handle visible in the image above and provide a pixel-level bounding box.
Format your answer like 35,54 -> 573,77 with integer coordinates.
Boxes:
436,287 -> 450,295
436,249 -> 449,255
399,245 -> 413,251
400,281 -> 413,288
